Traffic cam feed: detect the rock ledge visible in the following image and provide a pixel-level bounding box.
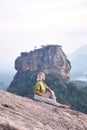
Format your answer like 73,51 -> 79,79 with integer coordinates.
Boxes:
0,90 -> 87,130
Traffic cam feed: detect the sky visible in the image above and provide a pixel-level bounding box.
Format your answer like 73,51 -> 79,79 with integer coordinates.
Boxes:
0,0 -> 87,73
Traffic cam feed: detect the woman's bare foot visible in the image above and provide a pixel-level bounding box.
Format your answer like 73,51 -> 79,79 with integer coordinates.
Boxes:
59,104 -> 70,109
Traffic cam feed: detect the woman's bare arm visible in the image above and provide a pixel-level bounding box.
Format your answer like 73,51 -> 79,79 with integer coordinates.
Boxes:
35,90 -> 48,98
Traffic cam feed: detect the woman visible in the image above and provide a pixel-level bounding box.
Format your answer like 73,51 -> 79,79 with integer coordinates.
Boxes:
34,72 -> 70,108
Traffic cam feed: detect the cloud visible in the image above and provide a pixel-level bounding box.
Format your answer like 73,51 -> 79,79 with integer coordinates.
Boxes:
67,30 -> 87,37
0,0 -> 87,30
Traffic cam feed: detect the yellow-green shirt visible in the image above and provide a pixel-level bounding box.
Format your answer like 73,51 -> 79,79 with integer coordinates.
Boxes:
34,81 -> 47,94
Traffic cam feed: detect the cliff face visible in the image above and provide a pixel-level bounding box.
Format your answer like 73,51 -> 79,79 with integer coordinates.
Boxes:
15,45 -> 71,82
0,90 -> 87,130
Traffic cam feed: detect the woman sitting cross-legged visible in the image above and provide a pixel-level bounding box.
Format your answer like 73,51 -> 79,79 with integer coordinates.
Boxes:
34,72 -> 70,109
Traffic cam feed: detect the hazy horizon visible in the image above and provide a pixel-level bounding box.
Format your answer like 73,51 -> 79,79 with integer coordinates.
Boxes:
0,0 -> 87,72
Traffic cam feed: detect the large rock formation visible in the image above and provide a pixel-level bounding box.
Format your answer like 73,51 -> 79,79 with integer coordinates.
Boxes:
0,90 -> 87,130
15,45 -> 71,82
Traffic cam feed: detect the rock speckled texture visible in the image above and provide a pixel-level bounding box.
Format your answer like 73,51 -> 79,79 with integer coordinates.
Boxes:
0,90 -> 87,130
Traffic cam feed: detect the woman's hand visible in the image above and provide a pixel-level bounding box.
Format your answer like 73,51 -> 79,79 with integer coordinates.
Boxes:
50,90 -> 54,97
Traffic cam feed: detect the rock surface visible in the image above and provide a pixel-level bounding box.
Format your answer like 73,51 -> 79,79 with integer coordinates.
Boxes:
0,90 -> 87,130
15,45 -> 71,82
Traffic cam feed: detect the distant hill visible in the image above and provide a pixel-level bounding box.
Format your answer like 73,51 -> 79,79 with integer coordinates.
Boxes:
0,73 -> 15,90
68,44 -> 87,81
